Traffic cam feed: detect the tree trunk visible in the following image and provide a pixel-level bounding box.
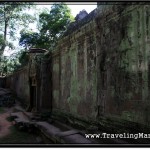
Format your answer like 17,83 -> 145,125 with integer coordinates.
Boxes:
0,6 -> 8,56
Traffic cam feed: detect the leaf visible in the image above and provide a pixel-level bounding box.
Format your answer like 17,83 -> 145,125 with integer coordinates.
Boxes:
0,2 -> 36,55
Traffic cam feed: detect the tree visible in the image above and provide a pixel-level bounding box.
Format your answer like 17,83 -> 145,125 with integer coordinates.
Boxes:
18,50 -> 29,67
0,49 -> 29,75
19,30 -> 40,50
39,2 -> 74,45
19,2 -> 74,50
0,34 -> 5,50
0,2 -> 35,55
0,55 -> 8,76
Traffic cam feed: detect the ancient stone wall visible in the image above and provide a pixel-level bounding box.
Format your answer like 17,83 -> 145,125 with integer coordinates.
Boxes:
0,77 -> 5,88
5,4 -> 150,130
52,9 -> 98,120
95,4 -> 150,126
5,66 -> 30,105
52,4 -> 150,127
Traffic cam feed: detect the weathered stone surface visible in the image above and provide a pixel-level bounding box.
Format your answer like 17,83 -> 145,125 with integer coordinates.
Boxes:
11,112 -> 29,122
0,77 -> 5,88
5,66 -> 29,106
6,3 -> 150,133
51,4 -> 150,130
55,130 -> 79,137
61,133 -> 92,144
35,122 -> 61,136
0,88 -> 11,95
0,88 -> 15,107
35,122 -> 92,144
75,10 -> 88,21
36,136 -> 43,143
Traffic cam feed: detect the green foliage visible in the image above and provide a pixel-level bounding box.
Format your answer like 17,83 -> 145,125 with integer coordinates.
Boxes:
39,2 -> 74,37
18,50 -> 29,67
19,30 -> 39,49
0,55 -> 8,76
19,30 -> 50,50
0,34 -> 5,55
0,3 -> 74,75
0,49 -> 29,76
19,2 -> 74,50
0,2 -> 35,55
0,34 -> 5,46
8,50 -> 29,72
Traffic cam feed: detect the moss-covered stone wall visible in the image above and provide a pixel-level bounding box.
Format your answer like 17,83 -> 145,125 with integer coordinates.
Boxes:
52,4 -> 150,128
52,9 -> 97,120
5,66 -> 30,105
5,3 -> 150,130
95,4 -> 150,126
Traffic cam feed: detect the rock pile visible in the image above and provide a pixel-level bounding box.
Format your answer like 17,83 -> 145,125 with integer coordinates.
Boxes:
0,88 -> 15,107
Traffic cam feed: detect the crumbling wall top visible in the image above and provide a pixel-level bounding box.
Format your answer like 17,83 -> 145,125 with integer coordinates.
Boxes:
63,8 -> 97,37
28,48 -> 48,54
75,9 -> 88,21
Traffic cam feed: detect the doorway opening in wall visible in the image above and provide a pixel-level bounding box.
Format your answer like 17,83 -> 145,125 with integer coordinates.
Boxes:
28,76 -> 37,112
30,85 -> 36,111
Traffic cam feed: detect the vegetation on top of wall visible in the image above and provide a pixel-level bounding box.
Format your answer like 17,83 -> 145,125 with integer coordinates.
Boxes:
0,2 -> 35,56
19,3 -> 74,51
0,2 -> 74,76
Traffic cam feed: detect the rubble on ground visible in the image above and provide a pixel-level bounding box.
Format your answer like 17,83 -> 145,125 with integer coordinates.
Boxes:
0,88 -> 15,107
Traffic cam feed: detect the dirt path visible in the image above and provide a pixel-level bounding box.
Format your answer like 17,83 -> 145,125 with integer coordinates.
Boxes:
0,112 -> 12,138
0,106 -> 42,144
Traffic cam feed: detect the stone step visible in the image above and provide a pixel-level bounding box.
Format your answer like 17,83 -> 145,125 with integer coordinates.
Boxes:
56,129 -> 79,137
60,133 -> 92,144
11,112 -> 30,126
35,121 -> 92,144
35,121 -> 61,140
0,88 -> 11,96
23,111 -> 34,120
14,105 -> 26,112
55,129 -> 92,144
10,111 -> 94,144
11,111 -> 36,133
11,112 -> 28,120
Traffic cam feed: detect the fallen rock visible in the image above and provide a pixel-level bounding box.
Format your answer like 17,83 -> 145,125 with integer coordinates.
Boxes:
0,88 -> 15,107
36,136 -> 43,143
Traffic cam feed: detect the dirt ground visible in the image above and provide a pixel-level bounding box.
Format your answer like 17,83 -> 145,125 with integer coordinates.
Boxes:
0,111 -> 12,138
0,106 -> 40,144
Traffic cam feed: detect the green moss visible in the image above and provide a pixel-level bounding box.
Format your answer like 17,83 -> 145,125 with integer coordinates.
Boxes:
53,90 -> 59,106
66,47 -> 80,114
111,87 -> 115,97
92,69 -> 97,103
121,111 -> 144,123
67,77 -> 80,114
53,63 -> 59,72
125,92 -> 133,100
